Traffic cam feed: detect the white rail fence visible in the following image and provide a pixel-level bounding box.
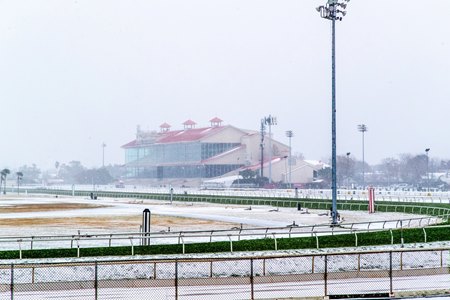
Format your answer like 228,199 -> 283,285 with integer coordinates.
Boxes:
22,185 -> 450,204
0,214 -> 446,254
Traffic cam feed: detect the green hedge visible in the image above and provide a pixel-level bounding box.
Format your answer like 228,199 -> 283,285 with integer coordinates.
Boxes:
28,188 -> 450,219
2,225 -> 449,260
6,189 -> 447,260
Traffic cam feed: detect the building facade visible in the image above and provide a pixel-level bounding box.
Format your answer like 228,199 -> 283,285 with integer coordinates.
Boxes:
122,118 -> 290,180
122,118 -> 326,187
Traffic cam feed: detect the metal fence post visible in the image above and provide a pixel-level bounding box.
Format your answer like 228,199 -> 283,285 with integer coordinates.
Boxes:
142,209 -> 151,246
94,262 -> 98,300
10,264 -> 14,300
175,260 -> 178,300
389,251 -> 393,296
250,258 -> 254,300
324,255 -> 328,296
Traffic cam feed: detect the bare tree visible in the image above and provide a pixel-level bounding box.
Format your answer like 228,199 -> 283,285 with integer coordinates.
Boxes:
399,154 -> 427,185
380,157 -> 400,186
336,154 -> 355,187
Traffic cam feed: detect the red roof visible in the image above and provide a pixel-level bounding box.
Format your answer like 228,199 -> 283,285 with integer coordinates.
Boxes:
122,126 -> 229,148
160,122 -> 171,128
209,117 -> 223,123
159,126 -> 222,143
121,140 -> 139,148
183,119 -> 197,126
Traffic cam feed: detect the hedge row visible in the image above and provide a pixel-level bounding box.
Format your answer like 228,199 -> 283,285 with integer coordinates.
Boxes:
1,225 -> 449,260
5,189 -> 446,260
29,188 -> 450,218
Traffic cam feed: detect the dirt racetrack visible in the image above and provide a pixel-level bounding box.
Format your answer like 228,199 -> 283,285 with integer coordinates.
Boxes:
0,199 -> 239,235
0,194 -> 432,237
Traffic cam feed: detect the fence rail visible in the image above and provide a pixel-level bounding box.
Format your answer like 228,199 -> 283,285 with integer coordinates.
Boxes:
0,248 -> 448,299
2,189 -> 449,253
0,212 -> 445,253
15,185 -> 450,203
2,188 -> 450,298
11,188 -> 450,218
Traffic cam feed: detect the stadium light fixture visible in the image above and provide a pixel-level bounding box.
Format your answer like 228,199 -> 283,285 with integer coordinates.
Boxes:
357,124 -> 368,188
316,0 -> 350,226
263,115 -> 277,185
285,130 -> 294,188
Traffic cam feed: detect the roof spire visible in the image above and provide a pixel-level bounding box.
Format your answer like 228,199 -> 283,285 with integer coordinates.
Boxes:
183,119 -> 197,129
160,122 -> 171,132
209,117 -> 223,127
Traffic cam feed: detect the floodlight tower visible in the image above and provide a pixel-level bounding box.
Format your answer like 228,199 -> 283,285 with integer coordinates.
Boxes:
346,152 -> 351,188
285,130 -> 294,188
102,142 -> 107,168
357,124 -> 368,188
425,148 -> 430,192
260,119 -> 266,179
316,0 -> 350,225
263,115 -> 277,184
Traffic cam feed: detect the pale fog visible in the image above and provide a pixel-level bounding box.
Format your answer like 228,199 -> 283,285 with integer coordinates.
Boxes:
0,0 -> 449,170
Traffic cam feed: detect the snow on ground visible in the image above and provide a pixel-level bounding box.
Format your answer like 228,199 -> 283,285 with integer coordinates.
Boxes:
0,193 -> 448,267
1,244 -> 449,299
0,194 -> 434,237
0,194 -> 449,298
0,194 -> 444,250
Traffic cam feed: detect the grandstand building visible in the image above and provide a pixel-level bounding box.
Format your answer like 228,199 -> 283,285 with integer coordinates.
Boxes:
122,118 -> 322,186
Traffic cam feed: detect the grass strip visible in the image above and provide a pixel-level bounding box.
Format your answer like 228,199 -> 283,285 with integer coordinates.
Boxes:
1,225 -> 449,260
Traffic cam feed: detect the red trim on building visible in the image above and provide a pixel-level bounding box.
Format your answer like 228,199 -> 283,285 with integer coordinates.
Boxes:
159,126 -> 222,143
121,126 -> 228,148
121,140 -> 139,148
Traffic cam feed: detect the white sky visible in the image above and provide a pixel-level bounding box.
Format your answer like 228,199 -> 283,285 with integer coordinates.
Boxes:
1,0 -> 449,169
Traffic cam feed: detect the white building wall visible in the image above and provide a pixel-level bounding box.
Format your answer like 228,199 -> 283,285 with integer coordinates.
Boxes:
202,126 -> 249,143
267,159 -> 321,184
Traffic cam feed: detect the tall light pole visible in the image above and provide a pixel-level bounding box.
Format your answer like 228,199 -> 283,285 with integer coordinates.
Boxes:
102,142 -> 106,168
263,115 -> 277,184
260,120 -> 266,179
425,148 -> 430,192
285,130 -> 294,188
316,0 -> 349,225
346,152 -> 351,188
357,124 -> 368,188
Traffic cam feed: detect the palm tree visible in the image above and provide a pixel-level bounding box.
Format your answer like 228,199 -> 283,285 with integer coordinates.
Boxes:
1,169 -> 10,194
16,172 -> 23,195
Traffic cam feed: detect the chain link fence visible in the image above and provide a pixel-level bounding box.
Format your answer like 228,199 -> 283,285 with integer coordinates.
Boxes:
0,248 -> 449,299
